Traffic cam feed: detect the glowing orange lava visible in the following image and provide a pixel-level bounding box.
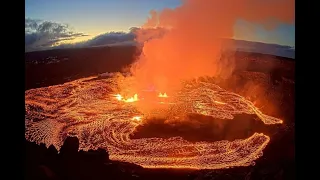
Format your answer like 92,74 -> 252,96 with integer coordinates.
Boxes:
114,94 -> 123,101
25,74 -> 283,169
114,94 -> 139,103
132,116 -> 142,121
158,92 -> 168,98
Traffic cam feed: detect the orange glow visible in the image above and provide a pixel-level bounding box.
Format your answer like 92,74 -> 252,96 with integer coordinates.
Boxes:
25,75 -> 283,169
25,0 -> 293,170
114,94 -> 123,101
123,94 -> 139,102
213,100 -> 226,105
158,92 -> 168,98
114,93 -> 139,103
132,116 -> 142,121
130,0 -> 294,94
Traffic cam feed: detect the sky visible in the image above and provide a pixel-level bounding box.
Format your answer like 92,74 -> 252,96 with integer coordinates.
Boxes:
26,0 -> 181,35
25,0 -> 295,51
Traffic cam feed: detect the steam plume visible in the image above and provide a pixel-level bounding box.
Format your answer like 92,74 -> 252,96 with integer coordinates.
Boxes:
130,0 -> 294,93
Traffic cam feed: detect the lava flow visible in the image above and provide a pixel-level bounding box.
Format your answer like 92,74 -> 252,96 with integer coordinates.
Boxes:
25,74 -> 282,169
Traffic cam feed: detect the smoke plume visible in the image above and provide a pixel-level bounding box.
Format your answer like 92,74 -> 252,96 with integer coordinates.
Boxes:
130,0 -> 294,93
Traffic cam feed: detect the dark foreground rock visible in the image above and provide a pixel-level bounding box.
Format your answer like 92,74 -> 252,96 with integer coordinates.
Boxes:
25,124 -> 295,180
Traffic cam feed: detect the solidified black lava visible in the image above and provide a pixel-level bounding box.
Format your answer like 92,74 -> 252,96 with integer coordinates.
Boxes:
131,113 -> 280,142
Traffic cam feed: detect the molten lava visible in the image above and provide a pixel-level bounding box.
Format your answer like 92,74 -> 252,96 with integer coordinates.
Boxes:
132,116 -> 142,121
25,74 -> 283,169
213,100 -> 226,105
114,94 -> 123,101
24,0 -> 293,170
115,94 -> 139,103
158,92 -> 168,98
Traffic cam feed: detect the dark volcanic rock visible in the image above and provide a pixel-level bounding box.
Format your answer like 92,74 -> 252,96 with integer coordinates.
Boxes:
59,136 -> 79,156
25,133 -> 295,180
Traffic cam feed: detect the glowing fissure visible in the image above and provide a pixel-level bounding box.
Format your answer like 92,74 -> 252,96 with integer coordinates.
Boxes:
158,92 -> 168,98
115,94 -> 139,103
25,74 -> 282,169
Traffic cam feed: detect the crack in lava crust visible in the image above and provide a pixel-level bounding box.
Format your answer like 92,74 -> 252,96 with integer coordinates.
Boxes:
25,75 -> 282,169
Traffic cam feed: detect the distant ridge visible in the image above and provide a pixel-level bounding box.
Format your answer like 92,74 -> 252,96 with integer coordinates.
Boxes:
26,38 -> 294,59
221,39 -> 294,59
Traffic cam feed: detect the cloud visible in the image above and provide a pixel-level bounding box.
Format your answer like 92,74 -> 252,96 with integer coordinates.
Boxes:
57,31 -> 136,49
54,27 -> 168,49
86,32 -> 135,46
25,18 -> 168,52
25,18 -> 88,52
25,18 -> 294,59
